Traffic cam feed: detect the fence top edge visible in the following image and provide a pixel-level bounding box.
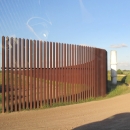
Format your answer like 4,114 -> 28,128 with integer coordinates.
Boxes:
2,36 -> 107,51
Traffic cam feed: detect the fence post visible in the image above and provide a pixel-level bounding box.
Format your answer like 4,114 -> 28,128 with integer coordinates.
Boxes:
26,39 -> 29,109
10,37 -> 13,112
22,39 -> 25,109
34,40 -> 36,108
40,41 -> 43,107
2,36 -> 5,113
52,42 -> 55,104
6,37 -> 9,112
106,50 -> 108,94
64,44 -> 66,102
14,38 -> 18,111
19,38 -> 21,111
50,42 -> 52,106
56,42 -> 58,103
30,40 -> 33,109
37,40 -> 39,108
47,42 -> 49,105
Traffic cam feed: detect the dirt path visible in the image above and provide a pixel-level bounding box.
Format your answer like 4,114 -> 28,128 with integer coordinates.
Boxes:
0,93 -> 130,130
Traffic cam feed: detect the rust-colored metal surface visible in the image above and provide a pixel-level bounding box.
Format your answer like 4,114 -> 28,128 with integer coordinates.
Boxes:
40,41 -> 42,107
64,44 -> 66,102
72,44 -> 74,102
30,40 -> 33,109
58,43 -> 60,103
26,39 -> 29,109
67,44 -> 69,103
23,39 -> 25,109
37,40 -> 39,108
10,37 -> 13,112
69,44 -> 71,103
15,38 -> 17,111
34,40 -> 36,108
47,42 -> 49,105
19,38 -> 21,111
50,42 -> 52,106
53,42 -> 55,103
1,36 -> 107,112
6,37 -> 9,112
2,36 -> 5,113
56,43 -> 58,103
43,41 -> 46,105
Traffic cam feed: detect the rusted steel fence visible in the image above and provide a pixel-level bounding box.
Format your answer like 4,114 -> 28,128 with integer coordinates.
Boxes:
2,36 -> 107,113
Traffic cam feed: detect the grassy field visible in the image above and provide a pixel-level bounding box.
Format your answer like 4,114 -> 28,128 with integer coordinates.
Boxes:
0,72 -> 130,113
122,70 -> 130,75
107,73 -> 130,97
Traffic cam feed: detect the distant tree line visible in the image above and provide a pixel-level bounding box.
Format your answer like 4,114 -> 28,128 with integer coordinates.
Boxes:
117,69 -> 123,74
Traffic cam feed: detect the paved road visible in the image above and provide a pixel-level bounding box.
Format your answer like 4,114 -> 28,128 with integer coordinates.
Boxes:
0,93 -> 130,130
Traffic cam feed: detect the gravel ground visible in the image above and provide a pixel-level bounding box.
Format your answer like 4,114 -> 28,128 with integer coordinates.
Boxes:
0,93 -> 130,130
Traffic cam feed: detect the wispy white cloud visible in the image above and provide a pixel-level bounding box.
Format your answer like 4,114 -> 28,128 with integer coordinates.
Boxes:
118,62 -> 130,66
27,23 -> 40,39
110,44 -> 128,48
79,0 -> 93,23
26,16 -> 52,40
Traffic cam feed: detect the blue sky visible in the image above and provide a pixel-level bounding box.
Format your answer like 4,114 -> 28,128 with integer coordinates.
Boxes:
0,0 -> 130,70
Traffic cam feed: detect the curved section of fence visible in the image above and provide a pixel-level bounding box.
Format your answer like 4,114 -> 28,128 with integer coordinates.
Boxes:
2,36 -> 107,113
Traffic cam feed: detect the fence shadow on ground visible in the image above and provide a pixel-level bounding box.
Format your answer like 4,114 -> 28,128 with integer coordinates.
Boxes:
107,76 -> 127,94
73,113 -> 130,130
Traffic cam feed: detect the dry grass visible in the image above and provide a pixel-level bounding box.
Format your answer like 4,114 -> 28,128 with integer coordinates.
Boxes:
107,73 -> 130,97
